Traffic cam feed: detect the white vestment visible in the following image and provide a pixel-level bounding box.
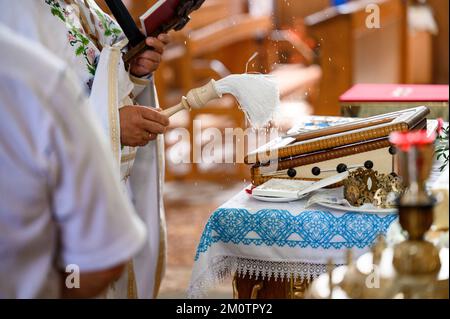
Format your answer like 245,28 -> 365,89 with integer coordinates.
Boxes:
0,24 -> 147,298
0,0 -> 166,298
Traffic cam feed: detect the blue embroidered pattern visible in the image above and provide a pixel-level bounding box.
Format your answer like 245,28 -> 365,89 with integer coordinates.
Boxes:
195,209 -> 397,260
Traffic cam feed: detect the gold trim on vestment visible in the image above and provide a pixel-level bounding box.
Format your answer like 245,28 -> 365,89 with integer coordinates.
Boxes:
108,40 -> 138,298
107,47 -> 120,165
121,151 -> 137,163
152,82 -> 166,297
127,259 -> 138,299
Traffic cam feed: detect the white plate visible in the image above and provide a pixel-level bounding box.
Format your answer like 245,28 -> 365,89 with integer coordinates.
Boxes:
251,194 -> 301,203
315,201 -> 397,215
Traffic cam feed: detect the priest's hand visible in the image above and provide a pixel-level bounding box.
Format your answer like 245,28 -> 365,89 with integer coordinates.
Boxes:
129,34 -> 170,77
119,105 -> 170,147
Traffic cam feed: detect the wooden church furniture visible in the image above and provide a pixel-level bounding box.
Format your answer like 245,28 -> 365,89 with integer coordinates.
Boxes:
303,0 -> 408,116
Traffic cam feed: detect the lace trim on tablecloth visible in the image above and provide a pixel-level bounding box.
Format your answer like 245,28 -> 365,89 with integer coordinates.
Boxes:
187,256 -> 341,299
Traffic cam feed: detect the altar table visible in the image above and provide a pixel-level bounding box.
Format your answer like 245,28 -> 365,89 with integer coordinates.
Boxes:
188,188 -> 397,299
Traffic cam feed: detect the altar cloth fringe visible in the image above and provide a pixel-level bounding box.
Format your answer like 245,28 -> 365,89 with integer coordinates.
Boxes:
188,255 -> 341,299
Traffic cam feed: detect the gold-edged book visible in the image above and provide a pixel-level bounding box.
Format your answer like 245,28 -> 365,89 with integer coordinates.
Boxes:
247,106 -> 431,186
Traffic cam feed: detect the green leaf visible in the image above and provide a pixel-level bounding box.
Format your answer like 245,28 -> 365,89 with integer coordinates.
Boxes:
75,46 -> 85,56
51,8 -> 65,21
87,65 -> 96,76
71,29 -> 81,38
105,30 -> 112,37
81,36 -> 89,46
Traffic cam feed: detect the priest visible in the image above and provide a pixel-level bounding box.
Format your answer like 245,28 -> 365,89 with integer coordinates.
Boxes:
0,0 -> 169,298
0,23 -> 147,298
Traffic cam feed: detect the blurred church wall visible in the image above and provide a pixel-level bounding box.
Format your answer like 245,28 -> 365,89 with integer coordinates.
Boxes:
428,0 -> 449,83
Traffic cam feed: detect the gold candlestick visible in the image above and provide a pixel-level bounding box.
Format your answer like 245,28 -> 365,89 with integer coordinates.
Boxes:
390,130 -> 443,298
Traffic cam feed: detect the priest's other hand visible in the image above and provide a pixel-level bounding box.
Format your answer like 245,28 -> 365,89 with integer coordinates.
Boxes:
119,105 -> 170,147
129,34 -> 170,77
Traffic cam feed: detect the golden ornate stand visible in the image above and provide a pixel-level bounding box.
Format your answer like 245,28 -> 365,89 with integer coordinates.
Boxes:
232,274 -> 311,299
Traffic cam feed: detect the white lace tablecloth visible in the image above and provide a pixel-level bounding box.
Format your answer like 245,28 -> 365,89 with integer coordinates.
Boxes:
188,188 -> 397,298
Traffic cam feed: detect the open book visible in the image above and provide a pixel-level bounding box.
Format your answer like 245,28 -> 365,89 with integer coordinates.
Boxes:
252,172 -> 349,199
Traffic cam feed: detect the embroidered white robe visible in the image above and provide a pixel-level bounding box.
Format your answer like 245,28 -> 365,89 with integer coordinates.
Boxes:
0,0 -> 166,298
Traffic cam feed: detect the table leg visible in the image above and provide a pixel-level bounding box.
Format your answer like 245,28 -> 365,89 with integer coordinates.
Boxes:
289,274 -> 310,299
232,273 -> 311,299
233,273 -> 303,299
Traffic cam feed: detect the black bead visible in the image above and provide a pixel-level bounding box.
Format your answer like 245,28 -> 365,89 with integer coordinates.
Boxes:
337,163 -> 347,173
390,172 -> 398,177
389,146 -> 397,155
287,168 -> 297,178
364,160 -> 374,169
312,167 -> 321,176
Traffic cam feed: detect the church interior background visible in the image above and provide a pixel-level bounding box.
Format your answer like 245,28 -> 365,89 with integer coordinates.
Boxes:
97,0 -> 449,298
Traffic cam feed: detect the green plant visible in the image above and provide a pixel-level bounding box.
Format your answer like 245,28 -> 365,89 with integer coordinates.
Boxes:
436,124 -> 449,171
